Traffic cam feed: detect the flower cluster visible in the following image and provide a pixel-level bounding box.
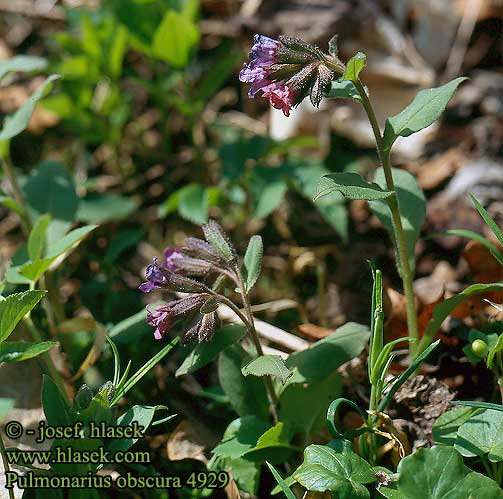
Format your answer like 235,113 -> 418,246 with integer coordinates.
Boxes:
239,34 -> 344,116
139,220 -> 238,343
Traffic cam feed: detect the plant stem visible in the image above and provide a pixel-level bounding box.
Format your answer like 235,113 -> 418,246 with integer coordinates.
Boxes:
353,79 -> 419,358
23,316 -> 70,406
234,268 -> 279,423
1,154 -> 31,235
0,429 -> 15,499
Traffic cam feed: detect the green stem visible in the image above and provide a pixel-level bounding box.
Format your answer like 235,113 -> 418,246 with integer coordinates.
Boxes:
353,79 -> 419,358
1,154 -> 31,235
235,268 -> 279,423
0,429 -> 15,499
23,316 -> 70,406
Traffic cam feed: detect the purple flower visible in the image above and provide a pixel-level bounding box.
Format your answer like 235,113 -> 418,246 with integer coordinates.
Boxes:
165,248 -> 184,272
147,305 -> 173,340
139,257 -> 165,293
239,34 -> 342,115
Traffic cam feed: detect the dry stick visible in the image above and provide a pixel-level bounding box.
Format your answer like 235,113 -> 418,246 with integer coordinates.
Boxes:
353,79 -> 420,358
443,0 -> 483,82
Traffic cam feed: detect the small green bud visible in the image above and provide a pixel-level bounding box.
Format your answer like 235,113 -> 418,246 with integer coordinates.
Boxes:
471,339 -> 488,358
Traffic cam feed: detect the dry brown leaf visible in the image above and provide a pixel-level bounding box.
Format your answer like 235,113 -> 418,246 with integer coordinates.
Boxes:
298,323 -> 331,340
166,420 -> 208,464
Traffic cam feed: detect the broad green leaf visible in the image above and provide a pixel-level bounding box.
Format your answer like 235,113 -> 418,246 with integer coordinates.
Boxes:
0,55 -> 47,80
0,341 -> 57,362
19,225 -> 97,282
218,344 -> 269,420
152,10 -> 199,68
28,214 -> 51,260
432,407 -> 473,446
23,161 -> 78,245
455,409 -> 503,462
243,235 -> 263,292
42,375 -> 71,427
290,159 -> 348,241
315,173 -> 393,202
383,77 -> 467,150
0,74 -> 60,141
267,462 -> 297,499
254,181 -> 288,219
243,422 -> 294,464
279,371 -> 342,434
293,442 -> 375,495
221,456 -> 260,495
0,290 -> 46,342
418,282 -> 503,353
380,446 -> 503,499
177,183 -> 209,225
343,52 -> 366,82
107,404 -> 162,453
76,193 -> 137,224
242,355 -> 292,385
370,168 -> 426,272
176,325 -> 246,376
212,416 -> 269,460
470,193 -> 503,248
286,322 -> 370,384
326,79 -> 361,102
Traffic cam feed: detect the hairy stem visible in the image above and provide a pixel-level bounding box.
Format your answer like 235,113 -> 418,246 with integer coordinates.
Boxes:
234,267 -> 279,423
24,316 -> 70,406
0,429 -> 14,499
353,79 -> 419,358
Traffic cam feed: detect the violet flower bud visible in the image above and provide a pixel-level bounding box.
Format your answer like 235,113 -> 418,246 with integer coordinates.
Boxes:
183,237 -> 223,265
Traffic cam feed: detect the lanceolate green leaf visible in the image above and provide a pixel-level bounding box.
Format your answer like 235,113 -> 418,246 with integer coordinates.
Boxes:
243,235 -> 263,293
327,79 -> 361,102
0,55 -> 47,80
19,225 -> 97,282
418,282 -> 503,353
0,74 -> 60,141
0,341 -> 57,362
470,193 -> 503,248
286,322 -> 370,384
242,355 -> 292,385
343,52 -> 366,82
314,173 -> 393,202
28,214 -> 51,260
266,462 -> 298,499
383,77 -> 467,151
0,290 -> 47,342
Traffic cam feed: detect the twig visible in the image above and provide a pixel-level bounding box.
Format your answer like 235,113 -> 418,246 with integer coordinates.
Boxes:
443,0 -> 483,81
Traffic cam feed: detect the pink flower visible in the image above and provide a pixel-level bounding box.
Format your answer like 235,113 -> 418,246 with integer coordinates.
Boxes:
261,82 -> 296,117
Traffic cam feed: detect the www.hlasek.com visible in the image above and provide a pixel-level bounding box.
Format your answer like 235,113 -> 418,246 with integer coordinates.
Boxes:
3,419 -> 230,490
